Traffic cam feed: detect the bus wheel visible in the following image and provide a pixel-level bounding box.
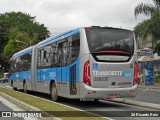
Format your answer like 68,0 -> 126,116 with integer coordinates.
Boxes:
13,87 -> 17,91
94,99 -> 99,102
11,81 -> 17,90
51,83 -> 59,102
23,82 -> 27,93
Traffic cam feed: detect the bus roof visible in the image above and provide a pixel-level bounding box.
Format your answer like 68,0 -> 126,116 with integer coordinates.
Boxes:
10,46 -> 33,59
37,28 -> 79,48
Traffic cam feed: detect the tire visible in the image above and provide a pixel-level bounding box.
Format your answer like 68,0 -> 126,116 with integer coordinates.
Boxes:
23,82 -> 27,93
50,83 -> 59,102
94,99 -> 99,102
11,80 -> 17,90
13,87 -> 17,90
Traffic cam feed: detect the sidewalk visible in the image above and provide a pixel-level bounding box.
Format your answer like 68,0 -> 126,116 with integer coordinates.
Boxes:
138,82 -> 160,89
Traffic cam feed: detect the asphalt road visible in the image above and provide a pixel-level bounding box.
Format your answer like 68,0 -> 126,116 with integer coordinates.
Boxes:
1,82 -> 160,104
125,88 -> 160,104
0,82 -> 160,120
0,96 -> 24,120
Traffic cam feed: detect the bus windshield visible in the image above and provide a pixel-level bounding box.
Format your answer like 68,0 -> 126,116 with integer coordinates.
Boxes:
86,28 -> 134,62
86,28 -> 134,53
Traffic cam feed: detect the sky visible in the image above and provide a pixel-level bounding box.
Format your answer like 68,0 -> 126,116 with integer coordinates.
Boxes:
0,0 -> 152,35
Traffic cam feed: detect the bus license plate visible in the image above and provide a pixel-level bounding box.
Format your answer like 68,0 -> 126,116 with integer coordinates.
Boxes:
106,94 -> 118,99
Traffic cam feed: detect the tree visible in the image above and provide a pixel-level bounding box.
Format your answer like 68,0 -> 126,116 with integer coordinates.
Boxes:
0,11 -> 50,72
134,0 -> 160,50
134,0 -> 160,17
3,27 -> 31,60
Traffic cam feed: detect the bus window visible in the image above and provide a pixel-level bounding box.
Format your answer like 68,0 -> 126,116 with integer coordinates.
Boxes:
68,34 -> 80,65
86,28 -> 134,62
37,49 -> 44,68
62,42 -> 68,66
57,40 -> 69,67
20,53 -> 31,71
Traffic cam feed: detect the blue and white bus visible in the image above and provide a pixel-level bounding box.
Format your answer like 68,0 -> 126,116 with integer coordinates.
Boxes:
9,26 -> 138,101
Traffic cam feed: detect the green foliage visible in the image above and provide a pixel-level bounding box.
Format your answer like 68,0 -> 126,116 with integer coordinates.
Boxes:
0,11 -> 50,71
0,72 -> 3,78
3,27 -> 32,59
134,0 -> 160,53
154,43 -> 160,54
0,11 -> 50,47
155,74 -> 160,83
134,19 -> 151,39
3,44 -> 16,60
134,3 -> 155,17
149,11 -> 160,38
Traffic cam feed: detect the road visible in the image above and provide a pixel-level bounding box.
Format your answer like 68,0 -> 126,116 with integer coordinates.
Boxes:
0,82 -> 160,120
1,82 -> 160,105
0,101 -> 21,120
0,96 -> 24,120
0,83 -> 39,120
125,88 -> 160,104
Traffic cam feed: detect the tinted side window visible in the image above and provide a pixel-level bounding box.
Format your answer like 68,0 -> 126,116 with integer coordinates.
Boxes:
9,59 -> 16,72
37,43 -> 58,68
13,53 -> 31,71
37,49 -> 44,69
57,40 -> 69,67
68,34 -> 80,65
15,57 -> 21,71
20,53 -> 31,71
37,34 -> 80,68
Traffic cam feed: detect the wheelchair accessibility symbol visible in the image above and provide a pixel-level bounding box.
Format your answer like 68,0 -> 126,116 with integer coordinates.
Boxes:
92,63 -> 98,70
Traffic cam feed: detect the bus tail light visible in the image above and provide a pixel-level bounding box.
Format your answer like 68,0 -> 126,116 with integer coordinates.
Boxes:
83,60 -> 91,86
133,62 -> 139,85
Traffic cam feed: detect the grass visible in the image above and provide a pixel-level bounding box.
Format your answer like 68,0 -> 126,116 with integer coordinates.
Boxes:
0,87 -> 106,120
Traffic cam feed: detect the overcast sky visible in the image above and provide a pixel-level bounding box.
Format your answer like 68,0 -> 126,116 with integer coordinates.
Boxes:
0,0 -> 151,35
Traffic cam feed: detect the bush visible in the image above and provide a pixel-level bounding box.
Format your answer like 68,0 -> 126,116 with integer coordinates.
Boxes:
0,72 -> 3,78
155,74 -> 160,83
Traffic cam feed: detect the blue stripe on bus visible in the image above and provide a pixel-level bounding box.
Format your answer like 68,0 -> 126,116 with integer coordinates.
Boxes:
10,58 -> 80,83
9,71 -> 31,81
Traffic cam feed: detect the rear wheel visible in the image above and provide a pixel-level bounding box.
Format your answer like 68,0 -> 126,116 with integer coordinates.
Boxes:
50,83 -> 59,101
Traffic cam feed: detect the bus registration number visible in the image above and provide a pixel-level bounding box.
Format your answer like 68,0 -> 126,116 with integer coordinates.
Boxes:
106,94 -> 119,99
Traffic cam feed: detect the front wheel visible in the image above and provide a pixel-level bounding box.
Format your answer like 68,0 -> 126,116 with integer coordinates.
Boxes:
50,83 -> 59,102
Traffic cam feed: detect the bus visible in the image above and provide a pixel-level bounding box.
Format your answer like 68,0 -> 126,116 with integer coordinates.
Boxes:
9,26 -> 138,101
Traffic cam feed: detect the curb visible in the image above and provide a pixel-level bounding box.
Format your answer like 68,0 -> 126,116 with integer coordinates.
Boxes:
0,92 -> 61,120
108,98 -> 160,110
